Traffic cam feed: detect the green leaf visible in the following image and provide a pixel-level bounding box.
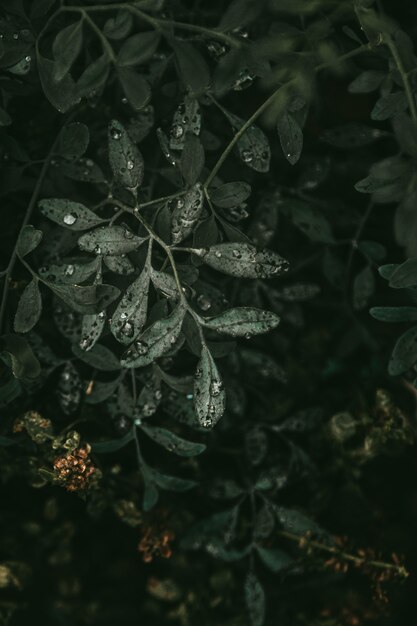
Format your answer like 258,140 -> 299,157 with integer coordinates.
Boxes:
255,546 -> 293,573
202,307 -> 280,337
150,270 -> 178,300
39,198 -> 105,231
57,157 -> 106,183
170,39 -> 210,96
352,265 -> 374,310
86,375 -> 122,405
321,124 -> 384,148
103,254 -> 135,275
245,572 -> 265,626
103,10 -> 132,39
72,343 -> 120,371
370,307 -> 417,322
92,429 -> 134,453
210,182 -> 251,209
49,283 -> 120,314
141,425 -> 206,457
277,111 -> 303,165
14,279 -> 42,333
194,344 -> 226,428
79,311 -> 106,351
76,54 -> 110,99
348,69 -> 385,93
148,467 -> 197,492
110,265 -> 151,344
218,0 -> 264,30
52,20 -> 83,81
371,91 -> 408,121
78,225 -> 145,255
142,468 -> 159,511
108,120 -> 144,189
37,54 -> 80,113
39,258 -> 100,284
0,334 -> 41,380
274,505 -> 325,536
193,243 -> 289,278
289,201 -> 334,243
120,304 -> 186,368
226,112 -> 270,173
388,325 -> 417,375
117,68 -> 151,111
180,133 -> 205,186
117,31 -> 160,66
17,225 -> 43,258
389,258 -> 417,288
57,122 -> 89,159
171,183 -> 204,244
170,96 -> 201,150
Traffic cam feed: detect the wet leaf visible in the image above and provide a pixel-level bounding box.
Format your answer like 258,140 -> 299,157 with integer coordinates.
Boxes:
111,265 -> 151,344
14,279 -> 42,333
193,243 -> 289,278
194,344 -> 225,428
78,225 -> 145,255
108,120 -> 144,189
202,307 -> 280,337
171,183 -> 204,244
141,425 -> 206,457
39,198 -> 105,231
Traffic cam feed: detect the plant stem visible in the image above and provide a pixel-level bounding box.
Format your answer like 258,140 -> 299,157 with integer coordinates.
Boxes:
383,34 -> 417,126
278,529 -> 408,579
0,129 -> 62,333
204,43 -> 370,188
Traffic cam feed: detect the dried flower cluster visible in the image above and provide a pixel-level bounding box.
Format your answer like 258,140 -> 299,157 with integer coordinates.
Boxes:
53,444 -> 96,492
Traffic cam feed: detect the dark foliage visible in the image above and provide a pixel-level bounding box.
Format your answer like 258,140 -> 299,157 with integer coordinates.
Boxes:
1,0 -> 417,624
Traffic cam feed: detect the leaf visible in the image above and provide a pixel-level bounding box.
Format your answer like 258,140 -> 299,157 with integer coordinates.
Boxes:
14,279 -> 42,333
39,198 -> 105,231
352,266 -> 374,310
370,307 -> 417,322
170,39 -> 210,96
148,467 -> 197,492
255,546 -> 293,573
142,469 -> 159,511
141,425 -> 206,457
120,304 -> 186,368
72,343 -> 120,371
37,54 -> 80,113
389,258 -> 417,288
194,344 -> 226,428
49,283 -> 120,314
245,572 -> 265,626
78,225 -> 145,255
171,183 -> 204,244
348,69 -> 385,93
150,270 -> 178,300
321,124 -> 384,148
277,111 -> 303,164
57,122 -> 89,159
117,68 -> 151,111
52,21 -> 83,81
274,505 -> 325,536
108,120 -> 144,189
17,225 -> 42,258
110,265 -> 151,344
57,157 -> 106,183
39,257 -> 100,284
289,201 -> 334,243
0,334 -> 41,380
103,11 -> 133,39
103,254 -> 135,275
388,325 -> 417,375
218,0 -> 264,30
79,311 -> 106,351
202,307 -> 280,337
86,375 -> 122,405
193,243 -> 289,278
92,429 -> 134,453
76,54 -> 110,99
246,428 -> 267,465
371,91 -> 408,121
30,0 -> 56,19
117,31 -> 160,66
226,112 -> 270,173
180,133 -> 205,186
210,182 -> 251,208
170,96 -> 201,150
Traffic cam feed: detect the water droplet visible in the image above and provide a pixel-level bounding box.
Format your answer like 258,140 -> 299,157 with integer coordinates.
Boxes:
127,160 -> 134,170
94,245 -> 102,255
121,97 -> 128,104
63,213 -> 77,225
98,311 -> 106,319
124,229 -> 134,239
122,322 -> 134,337
195,367 -> 203,380
12,33 -> 18,40
120,312 -> 128,321
80,337 -> 89,350
110,127 -> 121,140
214,250 -> 222,258
232,249 -> 241,259
171,124 -> 184,139
186,393 -> 193,400
197,294 -> 212,311
25,55 -> 31,62
135,340 -> 148,356
211,381 -> 223,396
65,264 -> 75,277
241,149 -> 253,163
